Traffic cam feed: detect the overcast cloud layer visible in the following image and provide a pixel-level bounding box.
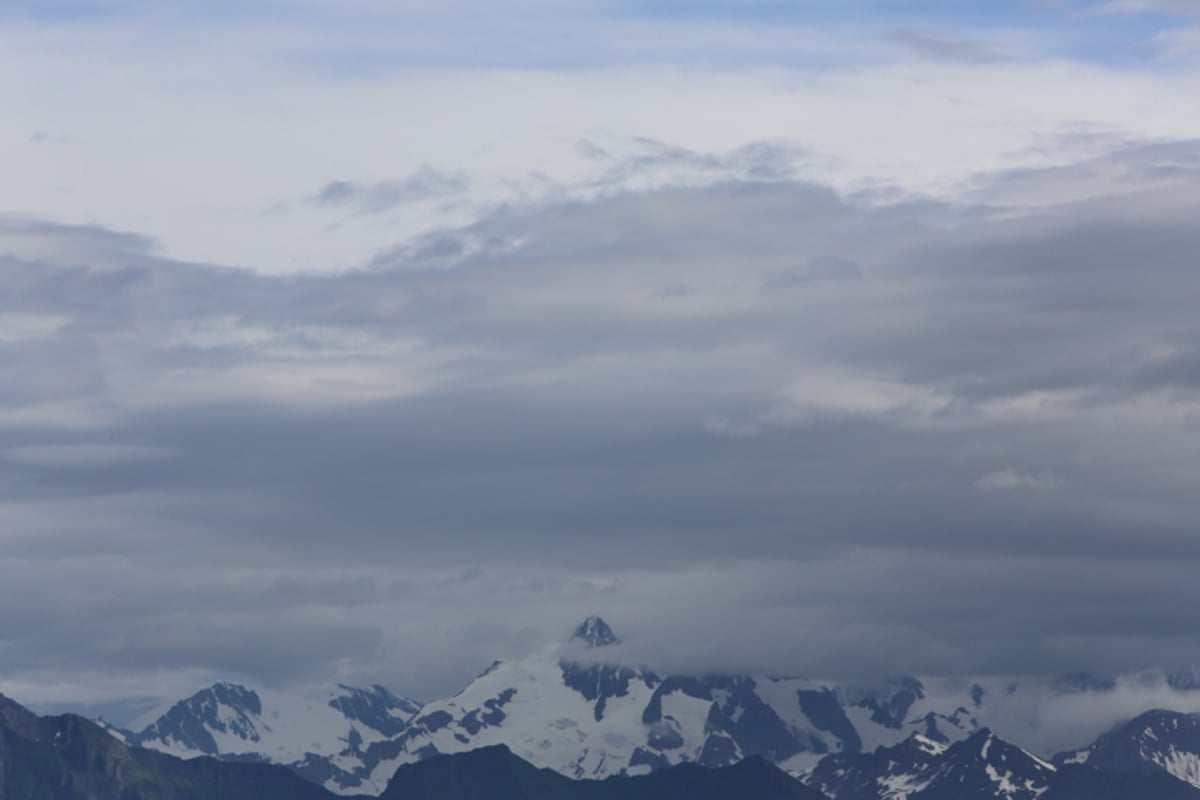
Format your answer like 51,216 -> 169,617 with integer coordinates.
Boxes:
5,0 -> 1200,731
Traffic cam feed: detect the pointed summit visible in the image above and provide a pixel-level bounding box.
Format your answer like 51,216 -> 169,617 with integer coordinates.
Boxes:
570,616 -> 619,648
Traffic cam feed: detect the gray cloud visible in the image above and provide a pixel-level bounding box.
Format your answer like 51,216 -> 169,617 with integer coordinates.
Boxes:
581,137 -> 811,190
975,468 -> 1063,492
886,28 -> 1007,64
763,255 -> 863,289
315,164 -> 470,214
28,130 -> 72,145
4,140 -> 1200,720
2,444 -> 175,468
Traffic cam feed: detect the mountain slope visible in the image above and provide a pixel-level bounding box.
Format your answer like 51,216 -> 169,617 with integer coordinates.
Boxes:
802,732 -> 951,800
114,681 -> 422,794
1055,709 -> 1200,787
804,726 -> 1200,800
355,628 -> 861,787
0,693 -> 342,800
378,743 -> 830,800
113,618 -> 1200,797
806,729 -> 1061,800
120,618 -> 867,793
0,692 -> 831,800
1043,764 -> 1200,800
905,731 -> 1059,800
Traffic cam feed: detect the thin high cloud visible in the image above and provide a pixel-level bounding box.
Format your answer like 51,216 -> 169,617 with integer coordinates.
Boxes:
8,0 -> 1200,277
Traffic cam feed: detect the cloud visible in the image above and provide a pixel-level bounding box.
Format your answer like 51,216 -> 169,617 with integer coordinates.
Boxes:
9,3 -> 1200,277
28,130 -> 72,144
762,256 -> 863,289
0,217 -> 159,271
1088,0 -> 1200,16
585,137 -> 810,190
964,138 -> 1200,208
975,469 -> 1063,492
4,138 -> 1200,718
314,165 -> 470,214
1153,25 -> 1200,57
2,444 -> 176,469
886,29 -> 1007,64
5,0 -> 1200,737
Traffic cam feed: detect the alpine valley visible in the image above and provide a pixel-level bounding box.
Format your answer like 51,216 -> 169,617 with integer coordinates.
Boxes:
47,617 -> 1200,800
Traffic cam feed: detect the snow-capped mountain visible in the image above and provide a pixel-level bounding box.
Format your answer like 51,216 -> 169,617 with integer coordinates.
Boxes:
351,616 -> 864,789
836,676 -> 984,753
108,617 -> 1200,798
806,723 -> 1200,800
571,615 -> 620,648
116,617 -> 870,794
1055,709 -> 1200,788
803,732 -> 953,799
805,729 -> 1059,800
112,681 -> 424,794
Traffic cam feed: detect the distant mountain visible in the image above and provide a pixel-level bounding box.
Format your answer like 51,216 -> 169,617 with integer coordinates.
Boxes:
349,616 -> 872,788
107,617 -> 1200,798
0,691 -> 827,800
20,680 -> 1200,800
378,743 -> 829,800
803,732 -> 951,799
1045,765 -> 1200,800
1055,709 -> 1200,788
117,618 -> 875,793
805,726 -> 1200,800
898,731 -> 1058,800
805,729 -> 1060,800
0,692 -> 339,800
110,681 -> 422,794
571,615 -> 620,648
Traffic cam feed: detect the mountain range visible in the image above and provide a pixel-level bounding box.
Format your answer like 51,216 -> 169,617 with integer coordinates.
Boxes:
0,691 -> 823,800
77,617 -> 1200,799
104,617 -> 915,793
805,726 -> 1200,800
11,687 -> 1200,800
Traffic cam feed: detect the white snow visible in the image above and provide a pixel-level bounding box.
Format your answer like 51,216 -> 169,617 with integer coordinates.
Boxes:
875,770 -> 933,800
110,661 -> 1200,798
985,763 -> 1048,798
912,734 -> 947,756
778,750 -> 824,779
368,648 -> 664,788
1153,745 -> 1200,788
753,676 -> 849,752
127,683 -> 420,795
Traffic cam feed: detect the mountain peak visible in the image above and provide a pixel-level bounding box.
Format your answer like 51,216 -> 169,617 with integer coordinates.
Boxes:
570,616 -> 619,648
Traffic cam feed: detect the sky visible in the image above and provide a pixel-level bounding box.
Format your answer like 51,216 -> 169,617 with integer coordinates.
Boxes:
5,0 -> 1200,725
